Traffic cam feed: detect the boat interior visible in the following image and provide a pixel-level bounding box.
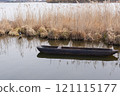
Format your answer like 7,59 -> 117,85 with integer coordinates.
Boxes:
41,45 -> 113,51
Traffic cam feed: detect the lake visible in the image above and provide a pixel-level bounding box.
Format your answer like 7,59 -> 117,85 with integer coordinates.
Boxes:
0,36 -> 120,80
0,2 -> 120,80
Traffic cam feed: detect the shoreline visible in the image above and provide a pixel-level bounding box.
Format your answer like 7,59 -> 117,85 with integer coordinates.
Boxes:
0,25 -> 120,46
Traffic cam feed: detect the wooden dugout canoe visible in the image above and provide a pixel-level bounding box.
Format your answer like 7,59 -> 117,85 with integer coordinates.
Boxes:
37,45 -> 118,56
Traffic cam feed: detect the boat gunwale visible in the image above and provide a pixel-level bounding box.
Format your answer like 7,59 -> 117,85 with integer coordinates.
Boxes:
40,45 -> 118,51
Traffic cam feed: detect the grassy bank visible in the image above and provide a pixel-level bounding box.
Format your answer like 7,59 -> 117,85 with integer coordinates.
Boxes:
0,3 -> 120,46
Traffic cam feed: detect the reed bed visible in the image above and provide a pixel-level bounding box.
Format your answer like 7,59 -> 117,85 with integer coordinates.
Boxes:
46,0 -> 104,3
0,3 -> 120,45
46,0 -> 89,3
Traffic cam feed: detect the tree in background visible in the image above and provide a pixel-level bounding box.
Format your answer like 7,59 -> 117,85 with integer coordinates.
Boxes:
46,0 -> 107,3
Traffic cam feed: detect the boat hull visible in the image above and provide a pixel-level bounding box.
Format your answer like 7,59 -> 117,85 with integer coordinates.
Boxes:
37,46 -> 118,56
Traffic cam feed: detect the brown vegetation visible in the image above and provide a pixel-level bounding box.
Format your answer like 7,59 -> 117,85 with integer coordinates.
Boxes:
46,0 -> 104,3
0,3 -> 120,45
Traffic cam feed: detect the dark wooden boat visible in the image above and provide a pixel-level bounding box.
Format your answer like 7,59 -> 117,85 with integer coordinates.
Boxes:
37,45 -> 118,56
37,53 -> 118,61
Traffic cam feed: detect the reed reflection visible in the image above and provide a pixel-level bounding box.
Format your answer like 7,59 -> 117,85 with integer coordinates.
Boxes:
0,36 -> 120,79
38,56 -> 119,76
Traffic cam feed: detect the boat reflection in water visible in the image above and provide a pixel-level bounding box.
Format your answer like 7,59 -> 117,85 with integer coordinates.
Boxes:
37,53 -> 118,61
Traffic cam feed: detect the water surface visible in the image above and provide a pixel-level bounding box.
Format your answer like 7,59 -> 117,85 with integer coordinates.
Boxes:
0,36 -> 120,80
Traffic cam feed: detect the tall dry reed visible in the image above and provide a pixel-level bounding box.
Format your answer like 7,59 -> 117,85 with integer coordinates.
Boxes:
0,3 -> 120,45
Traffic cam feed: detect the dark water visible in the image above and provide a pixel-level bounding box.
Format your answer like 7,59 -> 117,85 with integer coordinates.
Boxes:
0,36 -> 120,80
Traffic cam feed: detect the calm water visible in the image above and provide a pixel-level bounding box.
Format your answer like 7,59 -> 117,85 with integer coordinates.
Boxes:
0,36 -> 120,80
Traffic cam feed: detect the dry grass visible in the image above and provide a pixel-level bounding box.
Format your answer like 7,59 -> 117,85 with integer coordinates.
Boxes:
46,0 -> 95,3
0,3 -> 120,45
